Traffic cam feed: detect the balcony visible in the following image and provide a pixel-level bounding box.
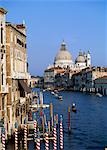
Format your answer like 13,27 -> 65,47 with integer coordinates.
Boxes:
20,97 -> 26,104
0,84 -> 8,93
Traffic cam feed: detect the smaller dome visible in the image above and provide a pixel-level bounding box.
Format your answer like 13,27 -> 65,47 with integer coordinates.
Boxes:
76,52 -> 85,63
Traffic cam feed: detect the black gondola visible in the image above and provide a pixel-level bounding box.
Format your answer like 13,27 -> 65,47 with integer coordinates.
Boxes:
72,103 -> 77,113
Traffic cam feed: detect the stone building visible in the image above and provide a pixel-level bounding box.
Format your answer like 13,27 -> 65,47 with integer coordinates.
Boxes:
29,76 -> 44,88
72,67 -> 107,94
94,76 -> 107,95
44,67 -> 65,89
6,22 -> 31,137
0,8 -> 8,138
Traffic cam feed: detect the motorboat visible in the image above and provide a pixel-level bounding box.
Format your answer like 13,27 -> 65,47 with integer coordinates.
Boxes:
96,93 -> 103,97
58,95 -> 63,101
51,91 -> 55,95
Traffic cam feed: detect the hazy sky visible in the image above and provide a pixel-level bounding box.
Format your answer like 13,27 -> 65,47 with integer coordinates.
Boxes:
1,0 -> 107,76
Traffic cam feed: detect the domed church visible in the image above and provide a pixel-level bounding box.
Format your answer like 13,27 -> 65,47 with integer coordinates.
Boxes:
44,41 -> 91,88
53,41 -> 91,70
54,41 -> 74,68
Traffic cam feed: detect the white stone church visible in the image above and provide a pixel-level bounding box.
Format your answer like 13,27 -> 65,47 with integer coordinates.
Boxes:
48,41 -> 91,70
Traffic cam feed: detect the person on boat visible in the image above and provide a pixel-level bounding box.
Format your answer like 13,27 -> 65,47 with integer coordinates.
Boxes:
72,103 -> 77,113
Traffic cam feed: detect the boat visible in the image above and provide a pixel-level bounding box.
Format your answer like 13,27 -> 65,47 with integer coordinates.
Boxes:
54,93 -> 59,98
51,91 -> 55,95
30,104 -> 49,109
68,126 -> 71,134
96,93 -> 103,97
58,95 -> 63,101
72,103 -> 77,113
54,89 -> 59,94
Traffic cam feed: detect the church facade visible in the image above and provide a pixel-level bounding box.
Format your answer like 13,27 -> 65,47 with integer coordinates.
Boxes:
44,41 -> 91,89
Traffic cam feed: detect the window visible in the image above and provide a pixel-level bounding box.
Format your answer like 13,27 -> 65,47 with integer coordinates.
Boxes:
17,38 -> 22,45
1,65 -> 3,85
25,43 -> 26,48
2,96 -> 4,110
1,27 -> 3,44
1,53 -> 3,59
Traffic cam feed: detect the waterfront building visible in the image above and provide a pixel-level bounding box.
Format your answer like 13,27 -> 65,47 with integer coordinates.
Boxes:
29,75 -> 44,88
0,8 -> 8,138
6,22 -> 31,137
44,67 -> 65,89
94,76 -> 107,95
44,41 -> 91,89
72,67 -> 107,94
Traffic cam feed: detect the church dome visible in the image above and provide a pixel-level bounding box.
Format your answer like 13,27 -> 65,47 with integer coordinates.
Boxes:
76,52 -> 85,63
54,42 -> 72,62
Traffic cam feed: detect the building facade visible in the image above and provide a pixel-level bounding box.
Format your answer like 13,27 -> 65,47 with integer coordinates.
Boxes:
0,8 -> 8,138
6,22 -> 31,136
29,76 -> 44,88
94,76 -> 107,95
72,67 -> 107,94
44,67 -> 65,89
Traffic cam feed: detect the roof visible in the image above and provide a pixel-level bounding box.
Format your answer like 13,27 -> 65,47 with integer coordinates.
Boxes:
6,22 -> 26,37
0,8 -> 7,14
44,66 -> 65,72
54,42 -> 72,62
95,76 -> 107,80
76,52 -> 85,63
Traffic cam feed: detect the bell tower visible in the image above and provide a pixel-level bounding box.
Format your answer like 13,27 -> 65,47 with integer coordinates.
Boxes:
86,51 -> 91,67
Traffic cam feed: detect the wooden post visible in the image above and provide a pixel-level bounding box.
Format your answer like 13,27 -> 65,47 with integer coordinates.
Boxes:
24,124 -> 27,150
53,123 -> 57,150
50,103 -> 53,129
36,128 -> 40,150
15,128 -> 18,150
1,128 -> 5,150
68,106 -> 71,133
60,115 -> 63,150
45,126 -> 49,150
42,116 -> 45,134
48,121 -> 50,135
34,120 -> 37,140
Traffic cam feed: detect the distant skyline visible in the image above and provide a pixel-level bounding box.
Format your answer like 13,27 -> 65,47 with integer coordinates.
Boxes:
1,0 -> 107,76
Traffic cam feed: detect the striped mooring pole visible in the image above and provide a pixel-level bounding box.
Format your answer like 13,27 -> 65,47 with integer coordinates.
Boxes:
24,124 -> 27,150
2,128 -> 5,150
60,115 -> 63,150
53,123 -> 57,150
45,125 -> 49,150
34,120 -> 37,139
15,128 -> 18,150
36,128 -> 40,150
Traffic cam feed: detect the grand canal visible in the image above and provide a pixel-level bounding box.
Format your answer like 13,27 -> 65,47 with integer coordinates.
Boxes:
7,90 -> 107,150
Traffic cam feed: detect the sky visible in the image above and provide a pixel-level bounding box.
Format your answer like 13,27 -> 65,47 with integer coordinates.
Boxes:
0,0 -> 107,76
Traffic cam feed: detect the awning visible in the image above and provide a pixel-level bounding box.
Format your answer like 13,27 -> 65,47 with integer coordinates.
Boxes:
18,79 -> 31,93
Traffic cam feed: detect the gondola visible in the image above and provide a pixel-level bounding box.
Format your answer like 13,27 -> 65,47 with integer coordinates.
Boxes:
72,103 -> 77,113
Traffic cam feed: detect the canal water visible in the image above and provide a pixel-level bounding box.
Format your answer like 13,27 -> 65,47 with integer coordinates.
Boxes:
7,90 -> 107,150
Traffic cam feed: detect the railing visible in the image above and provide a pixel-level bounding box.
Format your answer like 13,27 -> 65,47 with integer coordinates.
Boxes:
12,72 -> 30,79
